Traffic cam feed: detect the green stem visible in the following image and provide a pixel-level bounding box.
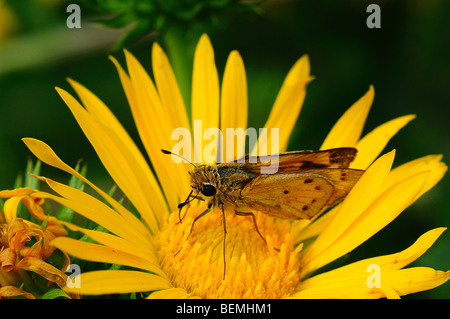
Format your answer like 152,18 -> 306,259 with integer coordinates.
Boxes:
161,24 -> 201,118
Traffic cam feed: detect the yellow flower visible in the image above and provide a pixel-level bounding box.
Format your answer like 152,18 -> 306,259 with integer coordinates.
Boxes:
0,188 -> 71,299
0,188 -> 67,237
22,34 -> 448,298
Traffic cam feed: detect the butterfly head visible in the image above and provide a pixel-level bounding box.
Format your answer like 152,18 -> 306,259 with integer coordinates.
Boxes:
189,165 -> 220,198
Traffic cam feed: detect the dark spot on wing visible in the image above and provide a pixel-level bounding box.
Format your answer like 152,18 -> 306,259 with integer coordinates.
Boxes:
302,205 -> 309,211
300,161 -> 328,169
284,190 -> 289,194
304,178 -> 313,184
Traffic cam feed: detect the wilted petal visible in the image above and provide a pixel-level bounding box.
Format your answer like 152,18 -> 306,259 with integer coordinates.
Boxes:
0,285 -> 36,299
0,248 -> 16,272
16,256 -> 68,289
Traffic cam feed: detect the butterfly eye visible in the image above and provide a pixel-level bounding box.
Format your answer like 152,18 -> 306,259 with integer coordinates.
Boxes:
201,184 -> 216,197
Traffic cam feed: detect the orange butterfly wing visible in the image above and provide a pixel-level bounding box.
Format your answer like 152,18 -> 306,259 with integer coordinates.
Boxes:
236,168 -> 364,220
233,148 -> 358,174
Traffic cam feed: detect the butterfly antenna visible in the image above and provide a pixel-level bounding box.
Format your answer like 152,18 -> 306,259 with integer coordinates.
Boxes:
161,149 -> 197,168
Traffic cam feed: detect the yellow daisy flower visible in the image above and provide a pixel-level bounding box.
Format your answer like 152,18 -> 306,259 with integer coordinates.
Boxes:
0,188 -> 71,299
22,34 -> 448,298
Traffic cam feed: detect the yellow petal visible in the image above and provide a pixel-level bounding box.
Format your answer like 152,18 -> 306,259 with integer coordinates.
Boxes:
220,50 -> 248,162
351,114 -> 416,169
293,205 -> 339,244
291,275 -> 398,299
4,195 -> 45,223
0,187 -> 36,197
2,196 -> 21,222
0,187 -> 38,222
302,165 -> 429,276
253,55 -> 312,155
64,270 -> 172,295
382,267 -> 450,297
383,154 -> 447,201
374,285 -> 401,299
303,227 -> 445,281
21,138 -> 151,241
67,78 -> 140,155
293,228 -> 447,298
31,176 -> 149,246
148,44 -> 195,197
68,78 -> 176,209
191,34 -> 220,163
152,42 -> 191,133
147,287 -> 192,299
302,150 -> 395,268
54,88 -> 162,233
320,85 -> 374,150
56,220 -> 157,264
123,50 -> 191,209
51,237 -> 166,277
290,278 -> 372,298
301,154 -> 391,246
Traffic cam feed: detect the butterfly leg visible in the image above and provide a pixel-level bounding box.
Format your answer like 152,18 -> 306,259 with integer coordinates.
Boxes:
220,203 -> 227,280
177,190 -> 192,224
176,190 -> 205,224
234,211 -> 267,245
188,204 -> 212,239
174,204 -> 212,257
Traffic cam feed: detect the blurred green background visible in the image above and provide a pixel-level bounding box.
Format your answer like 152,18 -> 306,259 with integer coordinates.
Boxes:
0,0 -> 449,298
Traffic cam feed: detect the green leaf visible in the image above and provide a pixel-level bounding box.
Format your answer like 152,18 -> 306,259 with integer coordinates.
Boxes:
13,160 -> 42,221
45,248 -> 67,270
41,288 -> 70,299
95,11 -> 137,29
25,160 -> 41,189
175,3 -> 204,21
13,172 -> 24,189
112,18 -> 152,50
79,0 -> 133,12
56,161 -> 86,222
207,0 -> 230,9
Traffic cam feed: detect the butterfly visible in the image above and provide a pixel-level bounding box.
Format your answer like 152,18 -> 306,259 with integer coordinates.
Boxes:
162,147 -> 365,278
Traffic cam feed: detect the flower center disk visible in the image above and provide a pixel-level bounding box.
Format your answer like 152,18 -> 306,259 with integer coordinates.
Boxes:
152,204 -> 302,298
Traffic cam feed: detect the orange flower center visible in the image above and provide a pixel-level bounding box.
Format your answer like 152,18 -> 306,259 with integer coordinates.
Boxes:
152,203 -> 302,298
